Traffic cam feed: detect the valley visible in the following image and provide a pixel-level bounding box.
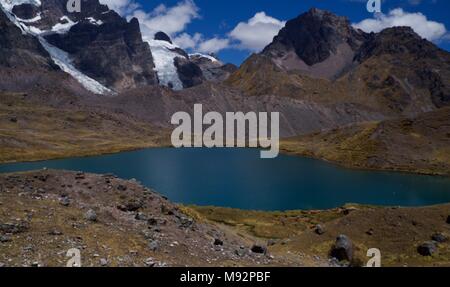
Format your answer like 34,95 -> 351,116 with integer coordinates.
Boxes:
1,0 -> 449,268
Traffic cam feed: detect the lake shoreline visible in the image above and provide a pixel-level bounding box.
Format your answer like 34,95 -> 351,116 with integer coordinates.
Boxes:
2,148 -> 450,211
1,169 -> 449,267
1,142 -> 449,178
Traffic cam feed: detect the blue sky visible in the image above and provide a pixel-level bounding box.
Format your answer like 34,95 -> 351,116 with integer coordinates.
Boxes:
108,0 -> 450,65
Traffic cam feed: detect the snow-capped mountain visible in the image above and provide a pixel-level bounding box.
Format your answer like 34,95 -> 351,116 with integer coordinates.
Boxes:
147,38 -> 186,90
1,0 -> 117,94
146,31 -> 236,90
0,0 -> 236,94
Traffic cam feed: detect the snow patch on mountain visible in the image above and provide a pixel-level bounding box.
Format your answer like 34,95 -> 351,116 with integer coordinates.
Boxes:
38,38 -> 115,95
189,53 -> 220,63
148,39 -> 184,91
86,17 -> 103,26
0,0 -> 114,95
52,16 -> 77,34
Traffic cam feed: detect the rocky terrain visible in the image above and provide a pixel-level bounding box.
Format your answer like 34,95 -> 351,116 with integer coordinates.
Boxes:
0,170 -> 326,267
192,203 -> 450,267
1,170 -> 449,267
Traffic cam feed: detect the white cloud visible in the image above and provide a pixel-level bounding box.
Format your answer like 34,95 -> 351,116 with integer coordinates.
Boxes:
98,3 -> 285,55
106,0 -> 229,54
173,32 -> 203,49
229,12 -> 286,51
353,8 -> 447,41
197,37 -> 230,54
173,33 -> 230,54
129,0 -> 199,41
99,0 -> 139,15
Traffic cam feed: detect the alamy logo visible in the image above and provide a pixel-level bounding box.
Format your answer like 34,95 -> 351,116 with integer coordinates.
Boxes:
171,104 -> 280,158
367,0 -> 381,13
366,248 -> 382,267
67,0 -> 81,13
66,248 -> 81,267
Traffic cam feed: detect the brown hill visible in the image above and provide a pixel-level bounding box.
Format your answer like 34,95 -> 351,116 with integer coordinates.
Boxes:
282,107 -> 450,175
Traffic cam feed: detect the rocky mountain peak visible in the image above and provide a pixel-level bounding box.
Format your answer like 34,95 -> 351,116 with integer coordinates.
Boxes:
264,8 -> 367,67
154,31 -> 172,44
355,26 -> 441,62
258,8 -> 370,80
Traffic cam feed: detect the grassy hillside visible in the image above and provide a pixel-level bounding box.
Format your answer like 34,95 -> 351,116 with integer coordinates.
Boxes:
0,93 -> 170,163
281,107 -> 450,175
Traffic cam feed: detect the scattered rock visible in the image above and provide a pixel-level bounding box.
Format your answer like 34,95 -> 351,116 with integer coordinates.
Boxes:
342,207 -> 357,215
31,261 -> 40,267
48,229 -> 63,236
179,217 -> 193,228
0,262 -> 5,267
314,225 -> 325,235
161,205 -> 174,215
147,218 -> 158,226
251,245 -> 267,254
267,239 -> 277,246
213,238 -> 223,246
59,197 -> 70,207
0,221 -> 29,234
235,248 -> 246,257
117,200 -> 143,212
366,228 -> 374,236
0,235 -> 11,243
84,209 -> 97,222
135,212 -> 147,221
37,174 -> 49,182
328,257 -> 341,267
37,188 -> 46,194
100,258 -> 108,266
144,257 -> 156,267
431,233 -> 448,243
117,185 -> 127,191
417,241 -> 437,256
75,172 -> 85,180
148,240 -> 159,251
330,235 -> 353,262
10,117 -> 17,123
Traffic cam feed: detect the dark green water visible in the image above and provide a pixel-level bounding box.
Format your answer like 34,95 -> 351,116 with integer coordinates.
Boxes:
0,148 -> 449,211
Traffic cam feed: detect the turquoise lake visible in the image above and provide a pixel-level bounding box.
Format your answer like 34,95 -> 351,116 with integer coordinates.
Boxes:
1,148 -> 450,211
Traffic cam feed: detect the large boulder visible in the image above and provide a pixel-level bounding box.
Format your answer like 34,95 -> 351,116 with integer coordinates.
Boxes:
174,57 -> 204,88
154,31 -> 172,44
431,233 -> 448,243
330,235 -> 353,262
417,241 -> 437,256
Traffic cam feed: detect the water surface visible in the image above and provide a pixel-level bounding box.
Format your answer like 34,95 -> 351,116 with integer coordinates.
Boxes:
0,148 -> 449,210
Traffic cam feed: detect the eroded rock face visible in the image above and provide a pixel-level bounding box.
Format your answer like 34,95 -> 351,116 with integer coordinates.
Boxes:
263,8 -> 367,79
190,54 -> 238,83
0,9 -> 54,69
11,3 -> 39,20
43,1 -> 158,92
154,31 -> 172,44
174,57 -> 204,88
